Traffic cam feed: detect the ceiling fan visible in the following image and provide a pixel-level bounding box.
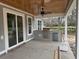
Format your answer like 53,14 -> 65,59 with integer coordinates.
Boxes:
40,0 -> 52,16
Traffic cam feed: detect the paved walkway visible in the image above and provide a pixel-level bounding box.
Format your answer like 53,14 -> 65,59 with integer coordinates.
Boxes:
0,40 -> 75,59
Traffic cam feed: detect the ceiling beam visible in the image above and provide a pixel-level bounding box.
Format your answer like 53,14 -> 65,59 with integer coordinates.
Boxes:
65,0 -> 73,14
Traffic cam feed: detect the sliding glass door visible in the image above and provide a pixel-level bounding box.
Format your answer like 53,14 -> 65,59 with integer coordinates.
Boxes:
7,13 -> 24,47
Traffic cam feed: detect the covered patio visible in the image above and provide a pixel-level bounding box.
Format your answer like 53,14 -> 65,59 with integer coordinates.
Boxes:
0,0 -> 78,59
0,40 -> 75,59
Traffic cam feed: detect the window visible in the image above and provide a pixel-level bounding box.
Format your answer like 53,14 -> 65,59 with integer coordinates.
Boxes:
28,17 -> 32,34
38,20 -> 42,30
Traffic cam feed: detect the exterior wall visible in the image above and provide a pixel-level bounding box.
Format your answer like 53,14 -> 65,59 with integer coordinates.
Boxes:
33,19 -> 38,30
0,5 -> 5,52
0,4 -> 34,55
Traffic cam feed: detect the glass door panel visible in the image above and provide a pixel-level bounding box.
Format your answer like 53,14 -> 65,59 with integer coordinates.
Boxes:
7,13 -> 17,47
28,18 -> 32,34
17,16 -> 23,43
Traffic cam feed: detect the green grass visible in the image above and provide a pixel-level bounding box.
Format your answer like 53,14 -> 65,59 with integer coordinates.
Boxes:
46,26 -> 76,33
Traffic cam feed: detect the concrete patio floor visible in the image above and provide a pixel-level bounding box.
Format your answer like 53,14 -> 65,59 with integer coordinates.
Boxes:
0,40 -> 75,59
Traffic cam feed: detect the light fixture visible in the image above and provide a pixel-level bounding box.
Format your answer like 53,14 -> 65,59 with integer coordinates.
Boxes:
40,7 -> 45,16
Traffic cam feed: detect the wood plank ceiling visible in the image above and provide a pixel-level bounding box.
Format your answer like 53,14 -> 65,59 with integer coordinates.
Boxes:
0,0 -> 73,15
0,0 -> 33,14
30,0 -> 73,15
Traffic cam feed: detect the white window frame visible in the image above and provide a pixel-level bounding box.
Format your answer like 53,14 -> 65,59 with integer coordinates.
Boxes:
37,19 -> 43,30
3,8 -> 26,53
38,20 -> 42,30
27,16 -> 33,35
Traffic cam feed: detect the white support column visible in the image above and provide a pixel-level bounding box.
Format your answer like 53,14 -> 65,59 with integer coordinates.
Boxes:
64,17 -> 68,42
60,17 -> 68,52
77,0 -> 79,59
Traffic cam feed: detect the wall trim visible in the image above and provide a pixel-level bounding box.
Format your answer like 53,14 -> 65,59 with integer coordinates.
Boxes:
0,50 -> 6,56
0,2 -> 34,16
25,37 -> 34,43
8,41 -> 25,50
8,37 -> 34,50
